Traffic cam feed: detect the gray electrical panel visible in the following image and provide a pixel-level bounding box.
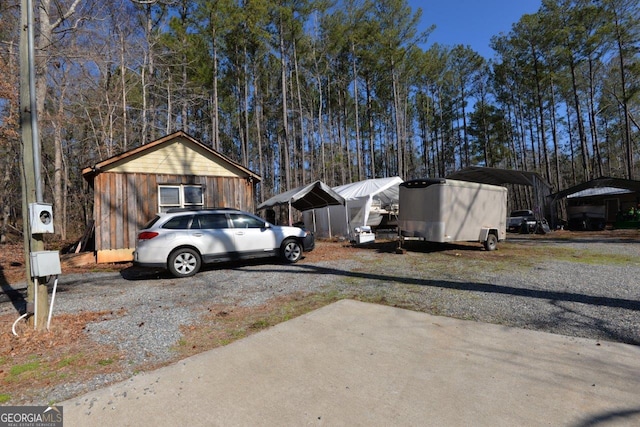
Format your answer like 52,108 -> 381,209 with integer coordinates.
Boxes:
30,251 -> 61,277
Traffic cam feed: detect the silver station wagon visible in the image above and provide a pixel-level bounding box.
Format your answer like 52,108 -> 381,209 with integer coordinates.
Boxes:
134,208 -> 314,278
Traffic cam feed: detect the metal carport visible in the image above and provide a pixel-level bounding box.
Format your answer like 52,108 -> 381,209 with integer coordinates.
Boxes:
446,166 -> 554,225
548,177 -> 640,200
548,177 -> 640,228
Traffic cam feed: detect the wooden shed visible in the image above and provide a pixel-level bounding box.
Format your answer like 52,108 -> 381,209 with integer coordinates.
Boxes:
82,131 -> 261,263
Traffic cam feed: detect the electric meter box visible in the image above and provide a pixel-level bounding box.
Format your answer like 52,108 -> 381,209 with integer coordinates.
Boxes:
30,250 -> 61,277
29,202 -> 54,234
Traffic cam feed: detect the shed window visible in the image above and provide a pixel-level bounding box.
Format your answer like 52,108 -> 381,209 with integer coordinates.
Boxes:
159,185 -> 204,212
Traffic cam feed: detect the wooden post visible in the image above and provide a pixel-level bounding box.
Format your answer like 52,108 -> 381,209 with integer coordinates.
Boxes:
20,0 -> 48,329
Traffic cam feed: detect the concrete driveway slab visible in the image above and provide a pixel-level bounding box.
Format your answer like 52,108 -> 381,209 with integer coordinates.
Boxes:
62,299 -> 640,426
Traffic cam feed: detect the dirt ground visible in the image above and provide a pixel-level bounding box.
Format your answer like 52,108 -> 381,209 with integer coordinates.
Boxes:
0,239 -> 362,404
0,229 -> 638,404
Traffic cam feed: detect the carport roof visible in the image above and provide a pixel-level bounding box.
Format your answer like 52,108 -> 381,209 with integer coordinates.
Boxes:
550,177 -> 640,200
446,166 -> 552,188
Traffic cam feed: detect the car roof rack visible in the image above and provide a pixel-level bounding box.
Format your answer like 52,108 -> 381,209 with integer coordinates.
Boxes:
165,207 -> 239,213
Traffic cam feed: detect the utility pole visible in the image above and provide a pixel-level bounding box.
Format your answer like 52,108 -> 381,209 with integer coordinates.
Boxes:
20,0 -> 48,329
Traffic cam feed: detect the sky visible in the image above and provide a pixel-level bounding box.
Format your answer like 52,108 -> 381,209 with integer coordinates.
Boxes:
408,0 -> 542,58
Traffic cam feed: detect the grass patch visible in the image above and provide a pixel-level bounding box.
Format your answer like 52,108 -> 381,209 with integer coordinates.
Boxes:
413,243 -> 635,283
174,291 -> 344,358
97,358 -> 115,366
0,310 -> 125,405
9,358 -> 41,378
500,243 -> 637,265
57,354 -> 84,368
249,319 -> 270,330
550,250 -> 636,265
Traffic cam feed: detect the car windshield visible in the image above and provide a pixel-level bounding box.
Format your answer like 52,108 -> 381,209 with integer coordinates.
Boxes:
511,210 -> 533,217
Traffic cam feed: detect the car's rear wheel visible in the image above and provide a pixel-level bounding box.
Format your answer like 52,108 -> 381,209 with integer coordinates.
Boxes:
281,239 -> 303,263
168,248 -> 201,277
483,234 -> 498,251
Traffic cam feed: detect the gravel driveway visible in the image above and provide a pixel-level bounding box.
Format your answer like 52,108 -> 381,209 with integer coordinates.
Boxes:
2,233 -> 639,403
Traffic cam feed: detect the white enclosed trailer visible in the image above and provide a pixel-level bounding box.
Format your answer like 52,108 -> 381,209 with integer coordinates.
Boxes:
398,178 -> 507,250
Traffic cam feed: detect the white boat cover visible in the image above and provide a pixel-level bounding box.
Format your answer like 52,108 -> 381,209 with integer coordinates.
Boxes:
303,177 -> 403,238
333,176 -> 402,205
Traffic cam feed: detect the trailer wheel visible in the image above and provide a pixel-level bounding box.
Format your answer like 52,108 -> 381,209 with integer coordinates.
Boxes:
483,234 -> 498,251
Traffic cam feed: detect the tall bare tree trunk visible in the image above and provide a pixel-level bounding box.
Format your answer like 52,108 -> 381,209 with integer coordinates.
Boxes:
293,39 -> 306,184
35,0 -> 81,123
53,85 -> 66,239
549,79 -> 562,191
166,74 -> 172,134
459,84 -> 470,167
317,75 -> 326,181
253,71 -> 264,201
587,58 -> 603,177
351,41 -> 363,180
180,2 -> 189,132
211,22 -> 220,150
243,44 -> 250,167
391,57 -> 402,177
531,46 -> 552,184
141,57 -> 148,144
119,31 -> 128,151
366,79 -> 375,178
35,0 -> 81,241
278,16 -> 291,189
569,60 -> 590,180
287,63 -> 299,187
613,19 -> 634,179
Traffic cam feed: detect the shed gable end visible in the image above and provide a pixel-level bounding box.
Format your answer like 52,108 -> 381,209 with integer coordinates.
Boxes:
106,138 -> 243,177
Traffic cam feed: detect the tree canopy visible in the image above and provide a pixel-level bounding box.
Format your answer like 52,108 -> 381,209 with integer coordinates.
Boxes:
0,0 -> 638,238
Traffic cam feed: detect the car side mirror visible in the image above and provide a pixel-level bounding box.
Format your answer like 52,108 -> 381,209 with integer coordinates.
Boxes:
264,222 -> 271,228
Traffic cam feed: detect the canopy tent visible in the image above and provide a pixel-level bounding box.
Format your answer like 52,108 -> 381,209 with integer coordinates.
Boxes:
304,177 -> 403,238
257,180 -> 345,226
258,180 -> 344,211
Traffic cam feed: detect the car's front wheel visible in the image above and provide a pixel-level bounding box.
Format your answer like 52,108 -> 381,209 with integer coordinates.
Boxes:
168,248 -> 202,277
281,239 -> 303,263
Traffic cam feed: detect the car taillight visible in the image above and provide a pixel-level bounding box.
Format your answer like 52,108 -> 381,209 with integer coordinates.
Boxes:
138,231 -> 159,240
